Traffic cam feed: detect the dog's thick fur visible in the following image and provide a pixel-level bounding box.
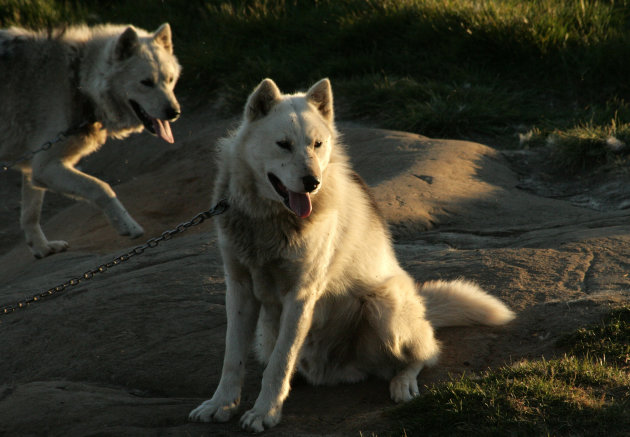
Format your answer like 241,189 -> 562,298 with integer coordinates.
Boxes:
0,23 -> 181,257
189,78 -> 515,432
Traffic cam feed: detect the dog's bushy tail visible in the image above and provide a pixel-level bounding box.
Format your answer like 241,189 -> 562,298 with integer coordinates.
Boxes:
418,279 -> 515,328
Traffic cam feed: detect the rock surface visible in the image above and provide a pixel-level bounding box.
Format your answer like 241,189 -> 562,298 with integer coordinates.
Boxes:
1,110 -> 629,436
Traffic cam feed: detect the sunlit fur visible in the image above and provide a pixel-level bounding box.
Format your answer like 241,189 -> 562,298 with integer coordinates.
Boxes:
0,23 -> 181,257
190,78 -> 515,432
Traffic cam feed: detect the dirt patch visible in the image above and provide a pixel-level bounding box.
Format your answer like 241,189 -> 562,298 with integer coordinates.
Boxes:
1,109 -> 629,436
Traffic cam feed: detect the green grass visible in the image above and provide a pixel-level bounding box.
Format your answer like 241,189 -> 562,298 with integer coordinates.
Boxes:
390,357 -> 630,436
529,122 -> 630,172
388,306 -> 630,436
558,305 -> 630,369
0,0 -> 86,28
3,0 -> 630,166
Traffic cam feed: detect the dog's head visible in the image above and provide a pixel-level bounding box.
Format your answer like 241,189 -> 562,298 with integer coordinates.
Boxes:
240,78 -> 335,219
107,23 -> 181,142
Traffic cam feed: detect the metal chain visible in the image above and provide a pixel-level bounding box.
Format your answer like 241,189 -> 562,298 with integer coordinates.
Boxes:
0,199 -> 229,316
1,121 -> 89,172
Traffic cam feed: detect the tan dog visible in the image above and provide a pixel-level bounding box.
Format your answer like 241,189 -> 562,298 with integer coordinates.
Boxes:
190,78 -> 515,432
0,23 -> 181,257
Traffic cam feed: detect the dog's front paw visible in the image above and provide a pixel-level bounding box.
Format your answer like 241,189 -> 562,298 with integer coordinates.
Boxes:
189,397 -> 240,423
102,198 -> 144,238
29,239 -> 69,259
239,407 -> 281,433
122,219 -> 144,239
389,373 -> 420,403
112,210 -> 144,238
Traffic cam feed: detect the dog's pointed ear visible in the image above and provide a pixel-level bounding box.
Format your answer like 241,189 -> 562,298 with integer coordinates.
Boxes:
246,78 -> 282,122
115,26 -> 139,60
153,23 -> 173,54
306,78 -> 334,123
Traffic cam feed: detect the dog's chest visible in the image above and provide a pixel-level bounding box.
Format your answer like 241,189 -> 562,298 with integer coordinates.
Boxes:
218,209 -> 303,267
250,261 -> 301,302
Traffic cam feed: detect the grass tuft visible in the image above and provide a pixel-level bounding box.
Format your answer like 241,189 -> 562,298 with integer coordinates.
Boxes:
558,305 -> 630,369
0,0 -> 86,29
390,356 -> 629,436
388,306 -> 630,436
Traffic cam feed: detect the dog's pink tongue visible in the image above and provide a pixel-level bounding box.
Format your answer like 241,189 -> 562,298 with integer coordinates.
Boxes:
152,118 -> 174,144
288,191 -> 312,218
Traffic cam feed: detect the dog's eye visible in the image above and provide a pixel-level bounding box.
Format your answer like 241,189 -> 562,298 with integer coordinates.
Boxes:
314,141 -> 322,149
167,76 -> 174,84
140,78 -> 155,87
276,140 -> 292,151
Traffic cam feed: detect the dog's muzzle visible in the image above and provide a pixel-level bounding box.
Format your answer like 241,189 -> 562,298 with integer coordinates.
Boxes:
129,100 -> 178,143
268,173 -> 316,219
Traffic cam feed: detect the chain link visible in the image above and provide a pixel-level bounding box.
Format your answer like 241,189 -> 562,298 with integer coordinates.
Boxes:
1,121 -> 88,172
0,199 -> 229,316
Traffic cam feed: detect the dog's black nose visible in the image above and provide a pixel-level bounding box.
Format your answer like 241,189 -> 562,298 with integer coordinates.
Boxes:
302,175 -> 320,193
164,106 -> 181,120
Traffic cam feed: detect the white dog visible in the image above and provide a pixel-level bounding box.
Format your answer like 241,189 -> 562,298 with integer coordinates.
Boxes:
0,23 -> 181,257
190,78 -> 515,432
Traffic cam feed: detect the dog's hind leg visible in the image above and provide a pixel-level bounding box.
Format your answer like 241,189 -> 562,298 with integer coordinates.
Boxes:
20,173 -> 69,258
31,160 -> 144,238
360,274 -> 441,402
390,361 -> 425,402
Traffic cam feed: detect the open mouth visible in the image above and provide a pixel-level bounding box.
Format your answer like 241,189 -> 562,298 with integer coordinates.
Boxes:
268,173 -> 312,219
129,100 -> 174,143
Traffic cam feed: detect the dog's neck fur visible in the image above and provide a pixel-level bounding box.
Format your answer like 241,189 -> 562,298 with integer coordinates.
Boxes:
74,29 -> 144,139
67,45 -> 97,132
